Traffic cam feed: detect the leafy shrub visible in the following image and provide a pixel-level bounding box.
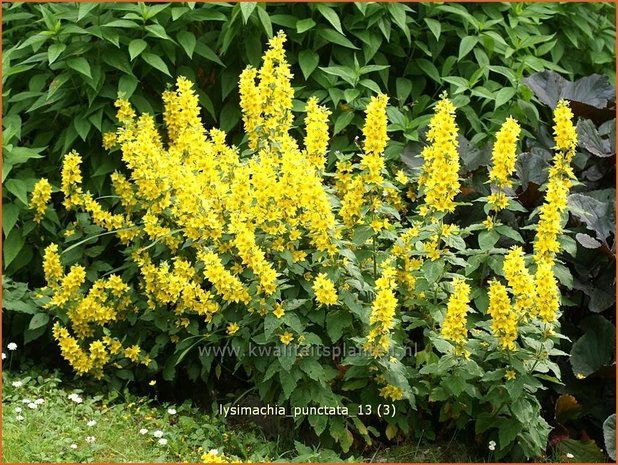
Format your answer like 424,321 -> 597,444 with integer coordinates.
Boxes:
2,2 -> 615,283
29,32 -> 584,460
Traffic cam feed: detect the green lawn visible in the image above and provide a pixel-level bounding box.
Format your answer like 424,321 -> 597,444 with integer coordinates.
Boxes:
3,366 -> 478,463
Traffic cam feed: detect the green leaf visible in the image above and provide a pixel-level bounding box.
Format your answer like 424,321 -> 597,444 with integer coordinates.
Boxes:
424,18 -> 441,40
498,419 -> 521,450
478,229 -> 500,250
129,39 -> 147,61
570,315 -> 616,378
603,414 -> 616,461
66,57 -> 92,79
334,111 -> 354,135
316,4 -> 343,35
240,2 -> 257,24
3,229 -> 24,269
5,179 -> 30,205
145,24 -> 172,41
396,78 -> 412,103
28,313 -> 50,330
458,36 -> 479,61
194,42 -> 224,66
298,50 -> 319,80
300,358 -> 325,381
257,7 -> 272,38
3,204 -> 20,237
495,87 -> 516,110
47,43 -> 66,64
141,53 -> 171,77
296,18 -> 316,34
320,29 -> 359,49
177,31 -> 196,58
118,75 -> 138,99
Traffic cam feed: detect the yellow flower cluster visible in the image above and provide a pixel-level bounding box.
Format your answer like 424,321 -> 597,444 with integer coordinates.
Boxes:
304,96 -> 332,169
379,384 -> 404,401
201,449 -> 238,464
503,247 -> 536,319
365,262 -> 398,357
486,117 -> 521,216
313,273 -> 338,306
360,94 -> 389,185
487,280 -> 518,351
441,278 -> 471,355
418,95 -> 460,214
30,178 -> 52,222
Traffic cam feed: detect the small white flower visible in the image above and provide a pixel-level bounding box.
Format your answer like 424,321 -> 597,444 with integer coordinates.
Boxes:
7,343 -> 17,351
153,430 -> 164,438
21,399 -> 32,404
2,353 -> 6,360
566,453 -> 574,459
27,403 -> 37,410
15,407 -> 22,413
11,381 -> 23,388
209,449 -> 219,455
35,398 -> 44,405
70,444 -> 78,450
85,436 -> 96,443
488,440 -> 496,451
68,394 -> 83,404
139,428 -> 148,435
158,438 -> 168,446
167,408 -> 177,415
87,420 -> 97,427
16,415 -> 24,421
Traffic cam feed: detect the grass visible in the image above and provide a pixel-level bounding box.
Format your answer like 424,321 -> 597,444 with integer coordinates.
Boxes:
3,364 -> 483,463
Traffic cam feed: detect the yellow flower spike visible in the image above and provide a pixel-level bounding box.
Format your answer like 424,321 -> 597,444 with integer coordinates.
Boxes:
312,273 -> 338,306
419,94 -> 460,214
487,280 -> 518,351
30,178 -> 52,223
503,247 -> 537,319
304,97 -> 331,170
441,278 -> 471,353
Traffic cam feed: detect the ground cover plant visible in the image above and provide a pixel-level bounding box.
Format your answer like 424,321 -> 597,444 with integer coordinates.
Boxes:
2,2 -> 616,463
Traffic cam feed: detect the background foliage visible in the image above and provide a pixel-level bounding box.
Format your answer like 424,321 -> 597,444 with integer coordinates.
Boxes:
2,2 -> 616,461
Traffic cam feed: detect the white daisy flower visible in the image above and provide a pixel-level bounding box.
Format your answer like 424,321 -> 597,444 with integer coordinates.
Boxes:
7,343 -> 17,351
167,408 -> 177,415
85,436 -> 96,443
16,415 -> 24,421
11,381 -> 23,388
35,398 -> 44,405
488,440 -> 496,451
27,402 -> 37,410
87,420 -> 97,427
158,438 -> 168,446
153,430 -> 164,438
15,407 -> 22,413
209,449 -> 219,455
139,428 -> 148,435
70,444 -> 78,450
21,399 -> 33,404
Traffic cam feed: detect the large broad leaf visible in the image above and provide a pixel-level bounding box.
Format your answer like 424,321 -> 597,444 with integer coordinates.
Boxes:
555,439 -> 607,462
568,192 -> 615,242
515,149 -> 552,190
523,71 -> 615,123
603,414 -> 616,460
577,119 -> 616,158
570,315 -> 615,378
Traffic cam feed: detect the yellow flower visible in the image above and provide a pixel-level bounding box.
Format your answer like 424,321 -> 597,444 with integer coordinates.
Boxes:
226,323 -> 240,335
124,345 -> 141,362
279,331 -> 294,345
363,94 -> 389,158
313,273 -> 338,306
365,261 -> 398,357
503,247 -> 537,319
304,97 -> 331,169
395,169 -> 408,185
487,280 -> 518,351
441,278 -> 471,354
482,215 -> 494,230
419,94 -> 460,214
273,303 -> 285,319
488,117 -> 521,189
535,262 -> 560,323
505,369 -> 517,381
379,384 -> 404,401
553,99 -> 577,153
30,178 -> 52,223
